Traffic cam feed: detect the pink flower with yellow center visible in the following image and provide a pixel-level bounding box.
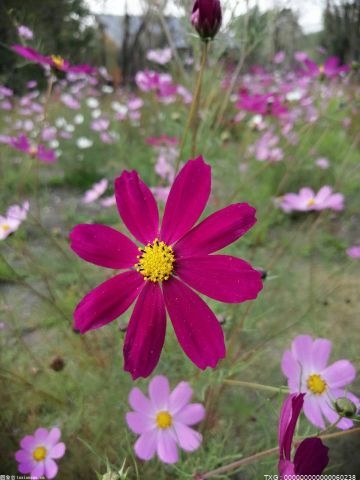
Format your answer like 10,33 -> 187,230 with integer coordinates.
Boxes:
70,157 -> 263,379
282,335 -> 359,430
15,427 -> 65,479
126,375 -> 205,464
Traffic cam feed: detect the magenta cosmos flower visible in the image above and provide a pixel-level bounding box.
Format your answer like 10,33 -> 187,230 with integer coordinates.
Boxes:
10,133 -> 56,163
280,186 -> 344,213
282,335 -> 359,430
15,427 -> 65,479
278,393 -> 329,475
301,56 -> 349,79
70,157 -> 263,379
12,45 -> 95,74
346,246 -> 360,259
126,375 -> 205,464
191,0 -> 222,40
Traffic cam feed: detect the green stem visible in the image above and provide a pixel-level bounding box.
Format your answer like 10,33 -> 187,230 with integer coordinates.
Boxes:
223,379 -> 289,394
175,40 -> 209,173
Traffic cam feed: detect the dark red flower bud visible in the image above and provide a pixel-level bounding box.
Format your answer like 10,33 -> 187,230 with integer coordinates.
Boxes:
191,0 -> 222,41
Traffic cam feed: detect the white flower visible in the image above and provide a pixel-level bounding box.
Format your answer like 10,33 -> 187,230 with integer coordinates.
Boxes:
76,137 -> 93,149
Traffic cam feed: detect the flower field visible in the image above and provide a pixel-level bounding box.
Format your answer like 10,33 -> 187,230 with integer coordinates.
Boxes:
1,3 -> 360,478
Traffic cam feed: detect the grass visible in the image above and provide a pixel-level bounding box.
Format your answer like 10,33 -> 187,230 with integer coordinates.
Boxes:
1,49 -> 360,479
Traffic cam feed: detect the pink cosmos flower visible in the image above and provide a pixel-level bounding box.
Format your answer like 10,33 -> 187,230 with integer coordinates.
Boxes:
126,375 -> 205,464
299,56 -> 349,78
0,201 -> 29,240
236,91 -> 287,117
81,179 -> 109,204
346,246 -> 360,259
70,157 -> 263,379
18,25 -> 33,40
282,335 -> 359,430
12,45 -> 95,74
10,133 -> 56,163
278,393 -> 329,475
279,186 -> 344,212
15,427 -> 65,479
146,47 -> 172,65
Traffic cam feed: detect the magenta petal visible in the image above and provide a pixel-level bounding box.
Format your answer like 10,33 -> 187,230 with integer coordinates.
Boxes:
115,170 -> 159,244
294,437 -> 329,475
161,157 -> 211,244
163,277 -> 225,369
123,283 -> 166,379
74,271 -> 144,333
12,45 -> 50,65
176,255 -> 262,303
70,224 -> 139,269
278,394 -> 304,461
175,203 -> 257,257
31,462 -> 45,478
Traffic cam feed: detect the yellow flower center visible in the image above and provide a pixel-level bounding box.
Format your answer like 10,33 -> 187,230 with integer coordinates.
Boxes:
307,198 -> 316,207
156,411 -> 172,429
307,374 -> 327,394
51,55 -> 65,70
29,145 -> 38,156
135,238 -> 175,282
33,446 -> 47,462
1,223 -> 11,232
319,64 -> 325,74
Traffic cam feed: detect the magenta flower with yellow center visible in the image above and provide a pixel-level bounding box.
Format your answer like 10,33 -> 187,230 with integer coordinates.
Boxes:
70,157 -> 262,379
126,375 -> 205,463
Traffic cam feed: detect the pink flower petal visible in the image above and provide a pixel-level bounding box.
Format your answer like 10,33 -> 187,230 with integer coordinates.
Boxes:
34,428 -> 49,443
128,387 -> 152,413
18,459 -> 35,474
169,382 -> 193,413
163,277 -> 225,369
160,157 -> 211,244
20,435 -> 37,451
281,351 -> 301,386
31,462 -> 45,478
126,411 -> 153,434
175,403 -> 205,425
173,422 -> 202,452
74,271 -> 143,333
123,284 -> 166,379
70,224 -> 139,269
134,431 -> 158,461
317,395 -> 353,430
174,203 -> 256,257
148,375 -> 170,409
322,360 -> 356,388
303,395 -> 325,429
15,450 -> 32,463
176,255 -> 263,303
309,338 -> 332,371
48,442 -> 65,459
115,170 -> 159,244
44,427 -> 61,448
156,429 -> 179,464
44,458 -> 58,479
292,335 -> 313,365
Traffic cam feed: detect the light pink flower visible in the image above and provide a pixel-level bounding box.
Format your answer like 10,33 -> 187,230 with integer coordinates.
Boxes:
315,157 -> 330,169
126,375 -> 205,464
1,201 -> 29,240
15,427 -> 65,479
346,246 -> 360,259
146,47 -> 172,65
81,179 -> 108,204
280,186 -> 344,212
282,335 -> 359,430
18,25 -> 33,40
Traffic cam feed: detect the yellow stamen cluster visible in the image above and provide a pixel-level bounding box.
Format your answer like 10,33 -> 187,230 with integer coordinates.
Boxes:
33,446 -> 47,462
51,55 -> 65,70
307,373 -> 327,395
1,223 -> 11,232
307,198 -> 316,207
156,411 -> 173,429
135,238 -> 175,282
29,145 -> 38,157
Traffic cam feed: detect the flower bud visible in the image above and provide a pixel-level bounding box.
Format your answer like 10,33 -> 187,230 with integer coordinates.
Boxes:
334,397 -> 358,418
191,0 -> 222,41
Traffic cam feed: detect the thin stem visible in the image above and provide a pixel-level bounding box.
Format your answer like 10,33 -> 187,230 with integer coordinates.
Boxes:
175,40 -> 209,173
223,379 -> 288,394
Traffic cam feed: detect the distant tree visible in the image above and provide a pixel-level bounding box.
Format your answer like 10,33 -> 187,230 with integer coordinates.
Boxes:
322,0 -> 360,62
